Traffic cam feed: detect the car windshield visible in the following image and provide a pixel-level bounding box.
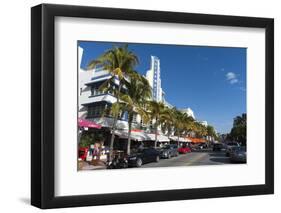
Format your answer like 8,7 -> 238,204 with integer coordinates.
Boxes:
228,143 -> 238,146
237,147 -> 246,152
163,145 -> 171,149
231,146 -> 240,151
141,148 -> 154,153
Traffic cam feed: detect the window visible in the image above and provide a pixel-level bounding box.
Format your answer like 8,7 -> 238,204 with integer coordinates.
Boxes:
87,105 -> 105,118
91,85 -> 102,96
132,114 -> 137,123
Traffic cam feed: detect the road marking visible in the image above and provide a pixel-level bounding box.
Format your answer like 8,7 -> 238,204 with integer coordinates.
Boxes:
185,153 -> 208,166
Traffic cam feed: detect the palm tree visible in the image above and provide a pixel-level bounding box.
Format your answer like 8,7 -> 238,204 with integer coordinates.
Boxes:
147,101 -> 170,148
119,72 -> 151,155
207,125 -> 217,140
87,45 -> 139,161
160,107 -> 175,138
193,122 -> 207,138
173,109 -> 185,144
170,108 -> 195,145
183,114 -> 195,136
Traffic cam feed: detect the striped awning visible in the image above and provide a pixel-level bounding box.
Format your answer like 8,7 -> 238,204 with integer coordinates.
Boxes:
187,137 -> 207,143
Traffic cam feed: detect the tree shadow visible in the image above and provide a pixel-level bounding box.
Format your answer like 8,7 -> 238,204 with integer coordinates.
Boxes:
209,152 -> 227,157
191,149 -> 212,153
209,157 -> 230,164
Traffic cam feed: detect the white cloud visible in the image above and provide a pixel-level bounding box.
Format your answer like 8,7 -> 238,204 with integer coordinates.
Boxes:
226,72 -> 236,80
230,79 -> 238,84
226,72 -> 239,84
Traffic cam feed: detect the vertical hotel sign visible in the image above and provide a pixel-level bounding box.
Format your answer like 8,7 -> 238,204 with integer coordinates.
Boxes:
152,56 -> 161,102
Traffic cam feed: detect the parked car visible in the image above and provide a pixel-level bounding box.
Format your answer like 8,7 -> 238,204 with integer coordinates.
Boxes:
178,145 -> 191,154
193,143 -> 207,150
225,142 -> 240,156
212,143 -> 224,151
127,148 -> 160,167
230,146 -> 246,163
159,144 -> 179,158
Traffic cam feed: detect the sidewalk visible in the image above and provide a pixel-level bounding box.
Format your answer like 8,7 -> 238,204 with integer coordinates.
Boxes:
79,160 -> 107,170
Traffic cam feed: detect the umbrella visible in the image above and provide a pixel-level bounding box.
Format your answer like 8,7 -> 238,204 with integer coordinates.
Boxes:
78,118 -> 102,129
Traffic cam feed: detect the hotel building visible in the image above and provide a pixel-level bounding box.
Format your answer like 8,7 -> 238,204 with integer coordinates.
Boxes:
180,108 -> 195,119
79,46 -> 132,130
78,46 -> 195,135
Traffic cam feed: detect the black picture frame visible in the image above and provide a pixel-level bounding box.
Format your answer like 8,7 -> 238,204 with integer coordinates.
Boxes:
31,3 -> 274,209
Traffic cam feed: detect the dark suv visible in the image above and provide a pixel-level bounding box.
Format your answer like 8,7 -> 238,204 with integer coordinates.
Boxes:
213,143 -> 224,151
127,148 -> 160,167
159,144 -> 179,159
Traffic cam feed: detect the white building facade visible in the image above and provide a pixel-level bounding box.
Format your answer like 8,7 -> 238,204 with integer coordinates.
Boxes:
79,47 -> 198,133
146,56 -> 164,102
199,121 -> 208,127
180,108 -> 195,119
78,46 -> 131,130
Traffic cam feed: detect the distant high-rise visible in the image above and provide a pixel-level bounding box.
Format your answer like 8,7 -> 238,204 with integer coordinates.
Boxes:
199,121 -> 208,127
180,108 -> 195,119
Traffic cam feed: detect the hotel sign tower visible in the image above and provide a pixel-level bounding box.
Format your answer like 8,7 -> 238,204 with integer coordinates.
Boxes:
146,56 -> 164,102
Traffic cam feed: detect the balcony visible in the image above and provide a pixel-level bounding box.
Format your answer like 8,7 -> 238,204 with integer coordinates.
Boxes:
80,94 -> 117,105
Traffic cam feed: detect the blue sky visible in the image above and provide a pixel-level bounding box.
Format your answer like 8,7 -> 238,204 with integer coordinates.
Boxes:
79,41 -> 246,134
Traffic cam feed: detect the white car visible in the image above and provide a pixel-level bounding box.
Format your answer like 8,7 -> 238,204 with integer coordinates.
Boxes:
225,142 -> 240,156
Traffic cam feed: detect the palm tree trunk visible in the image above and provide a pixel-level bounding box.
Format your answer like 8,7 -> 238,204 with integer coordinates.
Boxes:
154,119 -> 158,148
109,84 -> 122,161
127,118 -> 132,155
78,129 -> 82,144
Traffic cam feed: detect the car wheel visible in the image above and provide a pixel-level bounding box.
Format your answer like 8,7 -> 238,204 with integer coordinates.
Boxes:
136,158 -> 142,167
122,162 -> 128,168
155,156 -> 160,162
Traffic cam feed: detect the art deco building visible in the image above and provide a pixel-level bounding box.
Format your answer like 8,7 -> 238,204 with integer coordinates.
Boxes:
78,46 -> 194,132
180,108 -> 195,119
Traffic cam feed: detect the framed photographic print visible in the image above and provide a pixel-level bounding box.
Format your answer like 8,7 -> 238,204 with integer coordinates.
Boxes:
31,3 -> 274,209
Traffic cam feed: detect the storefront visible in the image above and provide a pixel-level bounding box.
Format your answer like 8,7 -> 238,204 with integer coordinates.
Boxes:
169,136 -> 191,147
78,118 -> 109,165
146,133 -> 170,147
114,129 -> 151,151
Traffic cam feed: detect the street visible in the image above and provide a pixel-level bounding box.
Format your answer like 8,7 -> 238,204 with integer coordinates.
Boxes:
79,149 -> 243,170
142,149 -> 231,168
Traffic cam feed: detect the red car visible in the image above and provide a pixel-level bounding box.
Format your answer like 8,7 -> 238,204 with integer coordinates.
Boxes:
178,145 -> 191,154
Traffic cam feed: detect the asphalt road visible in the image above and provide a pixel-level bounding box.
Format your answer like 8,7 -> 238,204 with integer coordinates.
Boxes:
141,149 -> 232,168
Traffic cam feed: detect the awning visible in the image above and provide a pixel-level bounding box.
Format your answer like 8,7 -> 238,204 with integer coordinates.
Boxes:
184,137 -> 192,142
115,129 -> 150,141
187,137 -> 207,143
78,118 -> 102,129
147,134 -> 170,142
169,136 -> 191,142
